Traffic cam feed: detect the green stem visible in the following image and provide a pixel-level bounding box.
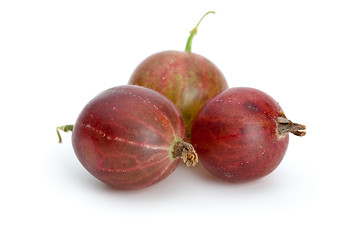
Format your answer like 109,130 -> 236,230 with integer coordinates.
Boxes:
56,124 -> 74,143
185,11 -> 215,52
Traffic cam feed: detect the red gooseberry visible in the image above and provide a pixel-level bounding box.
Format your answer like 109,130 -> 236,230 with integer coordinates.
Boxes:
58,85 -> 197,189
191,87 -> 306,182
129,11 -> 228,137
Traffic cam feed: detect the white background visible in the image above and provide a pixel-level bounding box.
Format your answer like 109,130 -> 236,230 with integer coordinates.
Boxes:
1,0 -> 358,239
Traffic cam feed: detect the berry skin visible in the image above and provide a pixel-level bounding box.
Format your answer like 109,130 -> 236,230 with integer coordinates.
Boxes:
129,50 -> 227,135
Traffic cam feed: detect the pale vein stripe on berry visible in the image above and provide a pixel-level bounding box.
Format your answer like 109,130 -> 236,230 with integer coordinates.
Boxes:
82,123 -> 169,150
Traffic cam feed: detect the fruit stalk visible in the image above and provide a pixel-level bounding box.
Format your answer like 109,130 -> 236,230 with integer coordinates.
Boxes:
185,11 -> 215,52
56,124 -> 74,143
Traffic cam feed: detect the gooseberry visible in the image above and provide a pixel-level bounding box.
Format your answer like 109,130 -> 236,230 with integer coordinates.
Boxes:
58,85 -> 197,189
128,11 -> 228,137
191,87 -> 306,182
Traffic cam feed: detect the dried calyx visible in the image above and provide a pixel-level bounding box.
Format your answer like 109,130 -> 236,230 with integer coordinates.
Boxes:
172,139 -> 198,167
277,117 -> 306,137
